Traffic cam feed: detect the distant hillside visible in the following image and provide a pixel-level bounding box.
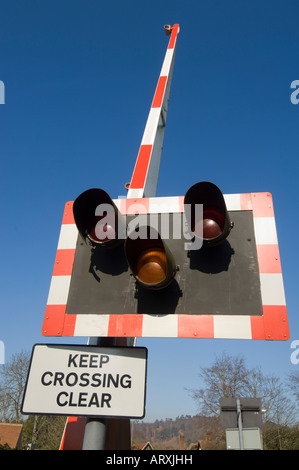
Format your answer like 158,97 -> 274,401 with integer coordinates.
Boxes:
132,414 -> 226,450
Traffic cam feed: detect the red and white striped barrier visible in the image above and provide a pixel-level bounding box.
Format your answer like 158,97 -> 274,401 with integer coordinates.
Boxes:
127,24 -> 179,199
42,192 -> 289,341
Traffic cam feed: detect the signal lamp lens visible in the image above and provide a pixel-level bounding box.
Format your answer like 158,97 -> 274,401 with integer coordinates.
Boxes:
202,208 -> 225,240
88,214 -> 116,243
134,248 -> 167,285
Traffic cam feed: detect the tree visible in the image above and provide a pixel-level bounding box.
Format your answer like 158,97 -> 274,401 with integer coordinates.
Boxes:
188,352 -> 296,427
188,353 -> 251,416
0,350 -> 30,422
22,415 -> 66,450
263,424 -> 299,450
246,367 -> 296,426
0,349 -> 67,449
288,371 -> 299,402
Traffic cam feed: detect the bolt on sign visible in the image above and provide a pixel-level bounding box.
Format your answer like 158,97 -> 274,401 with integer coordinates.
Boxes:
21,344 -> 147,419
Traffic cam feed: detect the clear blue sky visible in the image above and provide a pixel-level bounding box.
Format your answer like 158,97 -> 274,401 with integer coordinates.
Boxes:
1,0 -> 299,422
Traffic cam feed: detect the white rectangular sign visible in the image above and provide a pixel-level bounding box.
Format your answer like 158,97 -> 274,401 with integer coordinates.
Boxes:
22,344 -> 147,419
226,428 -> 263,450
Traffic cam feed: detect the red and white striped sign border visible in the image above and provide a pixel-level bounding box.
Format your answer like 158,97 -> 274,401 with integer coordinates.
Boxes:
42,192 -> 289,341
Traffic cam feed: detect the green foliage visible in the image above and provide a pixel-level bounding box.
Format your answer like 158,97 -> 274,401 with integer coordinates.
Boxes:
22,415 -> 66,450
263,424 -> 299,450
0,443 -> 14,450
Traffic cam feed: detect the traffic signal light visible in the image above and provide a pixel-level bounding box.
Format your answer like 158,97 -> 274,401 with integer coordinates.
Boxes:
73,188 -> 178,291
73,188 -> 125,249
125,226 -> 177,290
69,181 -> 238,313
69,181 -> 260,319
184,181 -> 233,247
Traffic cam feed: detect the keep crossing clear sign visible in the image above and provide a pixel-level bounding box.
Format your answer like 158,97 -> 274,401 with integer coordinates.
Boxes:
21,344 -> 147,419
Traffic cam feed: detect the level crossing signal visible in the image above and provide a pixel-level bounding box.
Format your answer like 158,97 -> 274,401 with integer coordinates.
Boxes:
42,23 -> 288,341
42,181 -> 289,340
67,179 -> 255,322
72,181 -> 232,292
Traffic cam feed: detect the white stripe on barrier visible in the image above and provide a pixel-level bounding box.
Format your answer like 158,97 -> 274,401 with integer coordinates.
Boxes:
260,273 -> 286,306
47,275 -> 71,305
74,314 -> 110,337
253,218 -> 278,245
142,314 -> 178,337
57,224 -> 78,250
214,315 -> 252,339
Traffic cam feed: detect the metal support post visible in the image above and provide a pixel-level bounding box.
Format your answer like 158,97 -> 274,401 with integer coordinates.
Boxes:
236,398 -> 244,450
82,337 -> 116,450
82,417 -> 107,450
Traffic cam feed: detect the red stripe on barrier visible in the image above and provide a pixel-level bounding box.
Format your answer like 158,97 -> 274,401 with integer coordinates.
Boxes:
168,24 -> 179,49
256,244 -> 282,273
43,305 -> 76,336
129,145 -> 152,189
62,201 -> 75,224
250,315 -> 265,340
178,315 -> 214,338
240,193 -> 252,211
62,314 -> 77,336
152,76 -> 167,108
52,249 -> 76,276
251,193 -> 274,217
262,305 -> 289,340
108,314 -> 143,337
119,198 -> 150,215
43,305 -> 66,336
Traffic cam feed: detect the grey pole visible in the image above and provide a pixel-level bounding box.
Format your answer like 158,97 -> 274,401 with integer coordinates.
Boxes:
82,337 -> 116,450
236,398 -> 244,450
82,417 -> 107,450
